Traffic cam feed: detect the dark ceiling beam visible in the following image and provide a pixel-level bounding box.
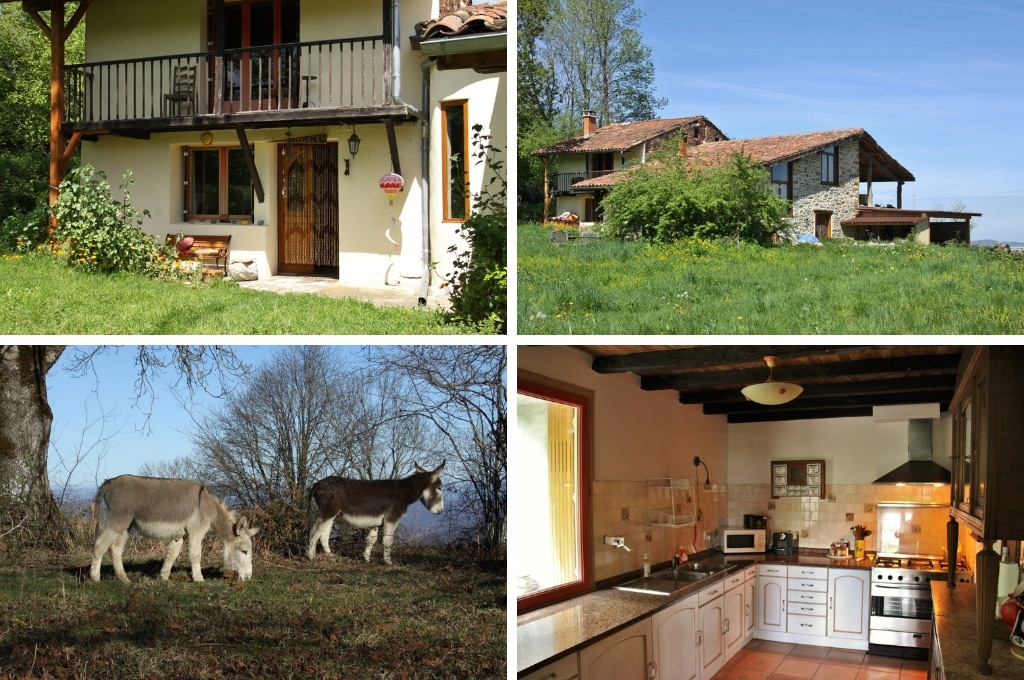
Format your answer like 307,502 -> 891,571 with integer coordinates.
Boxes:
700,389 -> 954,416
677,374 -> 957,405
641,353 -> 961,391
592,345 -> 872,375
727,406 -> 877,424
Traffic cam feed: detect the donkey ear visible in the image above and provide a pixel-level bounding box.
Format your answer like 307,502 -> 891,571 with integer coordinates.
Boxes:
235,515 -> 249,536
431,460 -> 446,479
415,462 -> 426,474
247,526 -> 260,537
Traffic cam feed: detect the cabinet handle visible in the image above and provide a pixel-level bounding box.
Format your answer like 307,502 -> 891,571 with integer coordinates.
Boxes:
829,597 -> 833,609
696,630 -> 702,647
649,661 -> 657,679
800,623 -> 813,628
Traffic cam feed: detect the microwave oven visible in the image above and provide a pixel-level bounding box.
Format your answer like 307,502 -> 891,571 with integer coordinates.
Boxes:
721,528 -> 766,554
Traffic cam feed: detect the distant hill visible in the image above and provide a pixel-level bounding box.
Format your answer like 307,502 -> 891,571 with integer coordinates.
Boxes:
973,239 -> 1024,249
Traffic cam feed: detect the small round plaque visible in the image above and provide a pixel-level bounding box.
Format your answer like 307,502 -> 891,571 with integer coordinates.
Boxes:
201,132 -> 213,146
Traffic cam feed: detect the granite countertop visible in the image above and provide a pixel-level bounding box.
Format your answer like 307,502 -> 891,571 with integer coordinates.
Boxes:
516,549 -> 873,676
931,582 -> 1024,679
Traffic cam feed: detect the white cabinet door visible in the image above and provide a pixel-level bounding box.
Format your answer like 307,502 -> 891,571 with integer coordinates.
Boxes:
579,618 -> 654,680
756,575 -> 787,633
743,575 -> 756,643
651,594 -> 699,680
698,597 -> 726,680
723,587 -> 745,660
522,652 -> 579,680
828,569 -> 870,640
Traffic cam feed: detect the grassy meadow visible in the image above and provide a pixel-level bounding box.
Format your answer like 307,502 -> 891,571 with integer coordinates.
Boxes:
517,223 -> 1024,334
0,253 -> 472,335
0,543 -> 506,679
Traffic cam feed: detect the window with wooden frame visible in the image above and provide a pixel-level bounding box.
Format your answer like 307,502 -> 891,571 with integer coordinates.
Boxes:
441,100 -> 469,221
770,162 -> 793,215
184,146 -> 254,221
820,144 -> 838,185
516,378 -> 592,613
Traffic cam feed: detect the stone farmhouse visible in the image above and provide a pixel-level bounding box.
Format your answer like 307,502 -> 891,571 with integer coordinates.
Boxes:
534,115 -> 979,243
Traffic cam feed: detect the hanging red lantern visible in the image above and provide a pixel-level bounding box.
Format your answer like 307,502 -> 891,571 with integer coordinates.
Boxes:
379,172 -> 404,204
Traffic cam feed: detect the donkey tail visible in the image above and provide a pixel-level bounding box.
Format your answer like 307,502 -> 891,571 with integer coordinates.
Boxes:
90,481 -> 108,537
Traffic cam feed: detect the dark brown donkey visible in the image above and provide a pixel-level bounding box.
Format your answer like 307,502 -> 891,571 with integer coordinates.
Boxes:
307,462 -> 445,563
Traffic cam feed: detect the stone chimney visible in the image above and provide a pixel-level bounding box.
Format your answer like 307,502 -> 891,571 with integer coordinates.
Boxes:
583,110 -> 597,138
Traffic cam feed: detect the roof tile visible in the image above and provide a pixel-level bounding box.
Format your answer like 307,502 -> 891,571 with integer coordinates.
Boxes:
417,2 -> 507,40
533,116 -> 724,155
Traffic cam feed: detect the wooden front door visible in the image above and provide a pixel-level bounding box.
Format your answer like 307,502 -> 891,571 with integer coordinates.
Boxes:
814,211 -> 832,239
278,142 -> 339,276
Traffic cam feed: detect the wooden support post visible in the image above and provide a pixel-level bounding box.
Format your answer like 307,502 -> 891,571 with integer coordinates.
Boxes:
384,120 -> 402,179
975,539 -> 998,675
234,125 -> 265,204
47,0 -> 66,210
897,180 -> 904,209
542,156 -> 551,223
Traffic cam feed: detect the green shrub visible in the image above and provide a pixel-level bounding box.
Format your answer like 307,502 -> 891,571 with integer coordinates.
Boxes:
601,148 -> 790,246
49,165 -> 171,275
0,198 -> 48,253
443,125 -> 508,333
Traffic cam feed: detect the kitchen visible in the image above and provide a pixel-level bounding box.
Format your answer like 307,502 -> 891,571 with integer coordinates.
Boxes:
515,345 -> 1024,680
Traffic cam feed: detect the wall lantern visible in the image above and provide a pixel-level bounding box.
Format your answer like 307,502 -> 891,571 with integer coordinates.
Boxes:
344,127 -> 361,176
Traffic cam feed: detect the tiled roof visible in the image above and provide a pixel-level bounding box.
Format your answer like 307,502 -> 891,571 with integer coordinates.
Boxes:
532,116 -> 720,156
690,128 -> 866,166
417,2 -> 507,40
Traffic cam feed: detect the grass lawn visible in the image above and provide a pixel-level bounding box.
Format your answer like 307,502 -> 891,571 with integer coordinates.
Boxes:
0,253 -> 478,335
517,223 -> 1024,334
0,545 -> 506,679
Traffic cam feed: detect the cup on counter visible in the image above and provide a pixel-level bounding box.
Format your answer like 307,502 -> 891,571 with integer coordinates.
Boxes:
865,551 -> 877,562
854,539 -> 865,560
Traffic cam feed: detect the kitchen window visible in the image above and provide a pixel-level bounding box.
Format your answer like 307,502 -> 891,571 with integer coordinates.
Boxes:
185,146 -> 254,221
442,100 -> 469,221
516,378 -> 592,613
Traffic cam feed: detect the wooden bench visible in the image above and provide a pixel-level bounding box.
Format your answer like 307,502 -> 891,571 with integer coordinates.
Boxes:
165,234 -> 231,274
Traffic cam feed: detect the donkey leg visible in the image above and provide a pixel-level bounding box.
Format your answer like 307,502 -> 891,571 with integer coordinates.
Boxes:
109,531 -> 132,584
161,537 -> 185,580
90,527 -> 121,582
308,517 -> 334,559
363,527 -> 380,562
187,533 -> 207,582
380,521 -> 398,565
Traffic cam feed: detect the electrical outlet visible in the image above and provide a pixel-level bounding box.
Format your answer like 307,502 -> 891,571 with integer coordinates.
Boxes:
800,529 -> 809,538
621,508 -> 629,521
767,502 -> 776,510
827,494 -> 837,502
846,513 -> 854,522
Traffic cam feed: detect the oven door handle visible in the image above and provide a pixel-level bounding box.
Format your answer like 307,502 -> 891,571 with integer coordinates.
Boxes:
871,583 -> 931,598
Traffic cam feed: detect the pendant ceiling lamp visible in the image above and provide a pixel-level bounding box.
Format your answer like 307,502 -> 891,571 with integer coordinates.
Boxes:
741,355 -> 803,405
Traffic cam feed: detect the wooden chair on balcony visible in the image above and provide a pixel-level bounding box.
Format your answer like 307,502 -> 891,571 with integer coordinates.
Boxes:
163,65 -> 197,117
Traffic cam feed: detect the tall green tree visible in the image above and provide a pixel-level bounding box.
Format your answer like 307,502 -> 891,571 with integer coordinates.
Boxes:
544,0 -> 666,128
0,6 -> 84,221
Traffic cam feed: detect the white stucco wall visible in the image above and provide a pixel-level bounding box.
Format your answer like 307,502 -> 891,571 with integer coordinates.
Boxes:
75,0 -> 504,287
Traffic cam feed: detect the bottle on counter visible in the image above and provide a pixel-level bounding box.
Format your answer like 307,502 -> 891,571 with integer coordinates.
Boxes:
643,553 -> 651,577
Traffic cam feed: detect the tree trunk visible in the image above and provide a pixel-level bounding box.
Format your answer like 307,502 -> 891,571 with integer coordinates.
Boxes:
0,345 -> 66,546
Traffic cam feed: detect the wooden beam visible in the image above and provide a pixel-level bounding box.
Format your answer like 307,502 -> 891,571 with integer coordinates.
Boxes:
25,9 -> 50,38
384,119 -> 402,179
66,0 -> 92,36
234,125 -> 265,204
48,0 -> 66,209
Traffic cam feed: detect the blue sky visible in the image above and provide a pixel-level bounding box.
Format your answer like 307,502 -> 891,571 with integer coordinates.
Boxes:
641,0 -> 1024,242
46,345 -> 360,494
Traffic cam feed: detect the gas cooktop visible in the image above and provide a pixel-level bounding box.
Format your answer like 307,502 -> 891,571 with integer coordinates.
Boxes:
871,554 -> 973,583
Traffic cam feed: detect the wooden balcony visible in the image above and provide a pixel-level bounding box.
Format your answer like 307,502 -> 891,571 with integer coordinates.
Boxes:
551,170 -> 618,194
64,36 -> 412,135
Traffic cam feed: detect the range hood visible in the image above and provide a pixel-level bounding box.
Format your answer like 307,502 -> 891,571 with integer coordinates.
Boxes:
872,419 -> 951,485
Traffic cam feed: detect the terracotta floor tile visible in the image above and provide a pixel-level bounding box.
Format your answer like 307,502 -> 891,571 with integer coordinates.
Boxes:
757,641 -> 797,656
736,652 -> 785,674
899,659 -> 928,673
824,649 -> 866,667
898,672 -> 926,680
788,645 -> 830,661
861,654 -> 902,671
854,669 -> 900,680
773,658 -> 821,679
813,663 -> 860,680
713,666 -> 770,680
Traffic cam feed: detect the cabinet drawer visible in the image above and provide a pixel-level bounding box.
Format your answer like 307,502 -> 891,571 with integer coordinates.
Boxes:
788,578 -> 826,593
788,602 -> 826,617
757,564 -> 787,577
522,652 -> 578,680
699,581 -> 725,605
743,566 -> 757,581
724,572 -> 745,592
787,590 -> 826,605
788,566 -> 827,580
788,613 -> 827,636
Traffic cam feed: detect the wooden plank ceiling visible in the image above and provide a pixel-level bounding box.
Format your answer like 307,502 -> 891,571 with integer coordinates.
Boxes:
573,345 -> 964,423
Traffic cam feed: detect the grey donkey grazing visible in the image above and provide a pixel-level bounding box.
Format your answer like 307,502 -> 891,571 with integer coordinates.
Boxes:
90,475 -> 258,583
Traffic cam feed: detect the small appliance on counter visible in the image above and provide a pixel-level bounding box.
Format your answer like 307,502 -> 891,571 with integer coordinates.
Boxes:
743,514 -> 768,529
772,530 -> 799,555
721,527 -> 766,554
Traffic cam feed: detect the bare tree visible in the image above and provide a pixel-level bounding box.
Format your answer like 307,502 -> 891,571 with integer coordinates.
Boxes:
368,346 -> 507,550
0,345 -> 246,548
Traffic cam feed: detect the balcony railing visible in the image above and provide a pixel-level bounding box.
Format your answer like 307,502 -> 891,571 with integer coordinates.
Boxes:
551,170 -> 617,194
65,36 -> 390,127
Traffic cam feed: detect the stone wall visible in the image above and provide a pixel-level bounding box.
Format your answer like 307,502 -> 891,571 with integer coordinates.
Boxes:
786,138 -> 860,238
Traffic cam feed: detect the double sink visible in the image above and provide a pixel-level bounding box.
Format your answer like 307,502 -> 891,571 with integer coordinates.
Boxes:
614,561 -> 728,597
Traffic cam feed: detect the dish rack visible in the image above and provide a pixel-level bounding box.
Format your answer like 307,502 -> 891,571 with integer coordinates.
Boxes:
648,478 -> 696,527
